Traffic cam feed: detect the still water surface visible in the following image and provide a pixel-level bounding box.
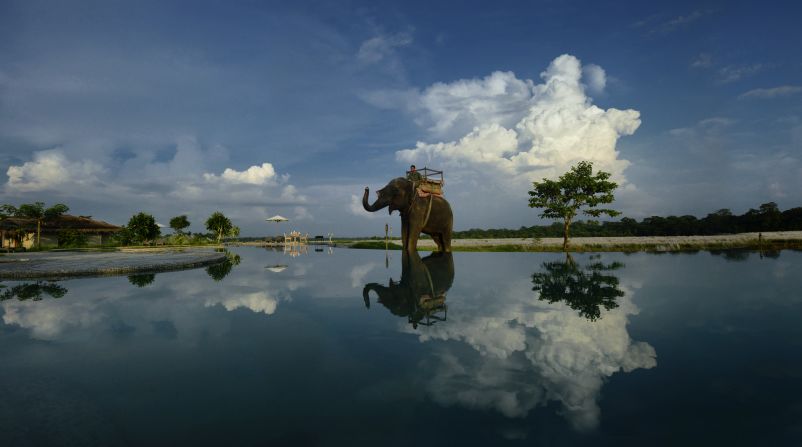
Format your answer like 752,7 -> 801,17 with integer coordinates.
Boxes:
1,247 -> 801,446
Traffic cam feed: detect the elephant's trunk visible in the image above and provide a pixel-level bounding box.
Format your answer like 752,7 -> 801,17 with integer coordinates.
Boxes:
362,187 -> 388,212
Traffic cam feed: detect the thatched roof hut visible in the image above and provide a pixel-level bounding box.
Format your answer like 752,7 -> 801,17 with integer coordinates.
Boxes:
1,214 -> 121,249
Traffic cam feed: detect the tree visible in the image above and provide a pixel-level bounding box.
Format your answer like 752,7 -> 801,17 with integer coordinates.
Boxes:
528,161 -> 620,251
169,215 -> 191,234
205,211 -> 239,243
127,212 -> 161,245
11,202 -> 70,249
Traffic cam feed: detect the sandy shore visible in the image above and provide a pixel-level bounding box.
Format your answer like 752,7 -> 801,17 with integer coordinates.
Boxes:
413,231 -> 802,251
0,247 -> 227,279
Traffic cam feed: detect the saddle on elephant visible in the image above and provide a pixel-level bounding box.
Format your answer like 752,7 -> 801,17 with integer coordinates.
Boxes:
405,167 -> 444,198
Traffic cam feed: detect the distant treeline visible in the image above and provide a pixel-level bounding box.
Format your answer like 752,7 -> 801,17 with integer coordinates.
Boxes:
454,202 -> 802,239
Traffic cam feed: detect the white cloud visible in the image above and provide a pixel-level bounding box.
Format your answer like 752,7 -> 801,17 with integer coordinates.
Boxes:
739,85 -> 802,99
717,64 -> 763,83
205,291 -> 278,315
394,54 -> 640,189
582,64 -> 606,94
357,32 -> 412,65
350,194 -> 379,219
691,53 -> 713,68
203,162 -> 278,185
350,262 -> 378,288
5,149 -> 104,192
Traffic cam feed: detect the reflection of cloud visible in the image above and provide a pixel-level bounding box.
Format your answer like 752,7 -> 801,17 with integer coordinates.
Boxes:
350,263 -> 378,288
205,291 -> 278,315
2,299 -> 100,340
406,277 -> 655,430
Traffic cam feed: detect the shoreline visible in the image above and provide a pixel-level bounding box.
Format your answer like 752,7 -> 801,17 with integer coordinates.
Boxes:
352,231 -> 802,252
0,247 -> 228,279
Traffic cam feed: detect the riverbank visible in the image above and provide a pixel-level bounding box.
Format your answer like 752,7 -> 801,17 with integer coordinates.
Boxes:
0,247 -> 227,279
351,231 -> 802,252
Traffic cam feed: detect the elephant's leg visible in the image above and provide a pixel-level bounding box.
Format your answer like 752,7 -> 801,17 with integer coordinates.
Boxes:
400,216 -> 409,251
406,219 -> 422,256
441,227 -> 452,253
433,233 -> 444,252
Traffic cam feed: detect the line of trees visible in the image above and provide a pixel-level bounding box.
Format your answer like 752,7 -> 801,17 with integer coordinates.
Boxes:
114,211 -> 240,246
456,201 -> 802,239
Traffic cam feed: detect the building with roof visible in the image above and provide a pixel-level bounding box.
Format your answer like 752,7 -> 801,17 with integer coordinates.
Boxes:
0,215 -> 121,249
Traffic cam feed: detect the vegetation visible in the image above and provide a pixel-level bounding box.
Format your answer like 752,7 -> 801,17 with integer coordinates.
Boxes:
456,202 -> 802,239
169,215 -> 191,234
57,229 -> 89,248
125,212 -> 161,245
529,161 -> 619,251
1,202 -> 69,249
205,212 -> 239,244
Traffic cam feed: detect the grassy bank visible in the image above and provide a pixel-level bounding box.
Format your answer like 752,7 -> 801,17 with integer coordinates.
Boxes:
347,237 -> 802,253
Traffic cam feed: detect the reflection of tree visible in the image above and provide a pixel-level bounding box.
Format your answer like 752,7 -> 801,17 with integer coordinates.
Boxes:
206,252 -> 241,282
0,281 -> 68,301
531,254 -> 624,321
127,273 -> 156,287
363,251 -> 453,329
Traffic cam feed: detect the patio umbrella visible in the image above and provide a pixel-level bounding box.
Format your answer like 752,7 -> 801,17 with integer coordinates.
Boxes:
265,215 -> 289,223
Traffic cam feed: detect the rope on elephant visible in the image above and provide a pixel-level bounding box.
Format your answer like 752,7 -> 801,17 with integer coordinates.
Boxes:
422,193 -> 434,228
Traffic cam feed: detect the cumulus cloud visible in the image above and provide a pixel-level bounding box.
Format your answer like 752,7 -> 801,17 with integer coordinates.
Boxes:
394,54 -> 640,188
5,149 -> 104,192
205,291 -> 278,315
582,64 -> 606,94
203,162 -> 279,185
739,85 -> 802,99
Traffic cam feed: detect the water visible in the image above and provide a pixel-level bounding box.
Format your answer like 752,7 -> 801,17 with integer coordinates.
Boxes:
1,247 -> 801,446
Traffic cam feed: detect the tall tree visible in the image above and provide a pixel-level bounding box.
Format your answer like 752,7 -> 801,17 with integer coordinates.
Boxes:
127,212 -> 161,245
169,215 -> 191,234
528,161 -> 620,251
13,202 -> 70,249
205,212 -> 239,243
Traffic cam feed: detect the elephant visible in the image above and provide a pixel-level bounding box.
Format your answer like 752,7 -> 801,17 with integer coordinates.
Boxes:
362,251 -> 454,329
363,177 -> 453,254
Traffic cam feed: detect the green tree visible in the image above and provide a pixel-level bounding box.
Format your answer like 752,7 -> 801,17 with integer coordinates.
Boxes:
205,211 -> 239,243
127,212 -> 161,245
169,215 -> 191,234
9,202 -> 70,249
528,161 -> 620,251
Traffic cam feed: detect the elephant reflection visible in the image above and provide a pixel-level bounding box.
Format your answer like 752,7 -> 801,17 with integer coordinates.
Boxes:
0,281 -> 68,301
531,254 -> 624,321
363,251 -> 454,328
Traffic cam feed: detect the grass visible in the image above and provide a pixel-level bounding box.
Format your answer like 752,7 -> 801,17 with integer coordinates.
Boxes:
347,238 -> 802,253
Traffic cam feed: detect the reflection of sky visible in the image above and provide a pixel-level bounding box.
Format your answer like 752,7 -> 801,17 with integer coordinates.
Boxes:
3,248 -> 801,443
400,253 -> 656,430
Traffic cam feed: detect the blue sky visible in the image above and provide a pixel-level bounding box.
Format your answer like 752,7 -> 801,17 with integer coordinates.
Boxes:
1,0 -> 801,236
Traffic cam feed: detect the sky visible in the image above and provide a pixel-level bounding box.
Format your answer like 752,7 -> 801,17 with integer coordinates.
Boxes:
1,0 -> 801,236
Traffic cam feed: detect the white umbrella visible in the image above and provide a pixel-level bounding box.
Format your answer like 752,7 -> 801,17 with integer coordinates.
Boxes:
266,215 -> 289,222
